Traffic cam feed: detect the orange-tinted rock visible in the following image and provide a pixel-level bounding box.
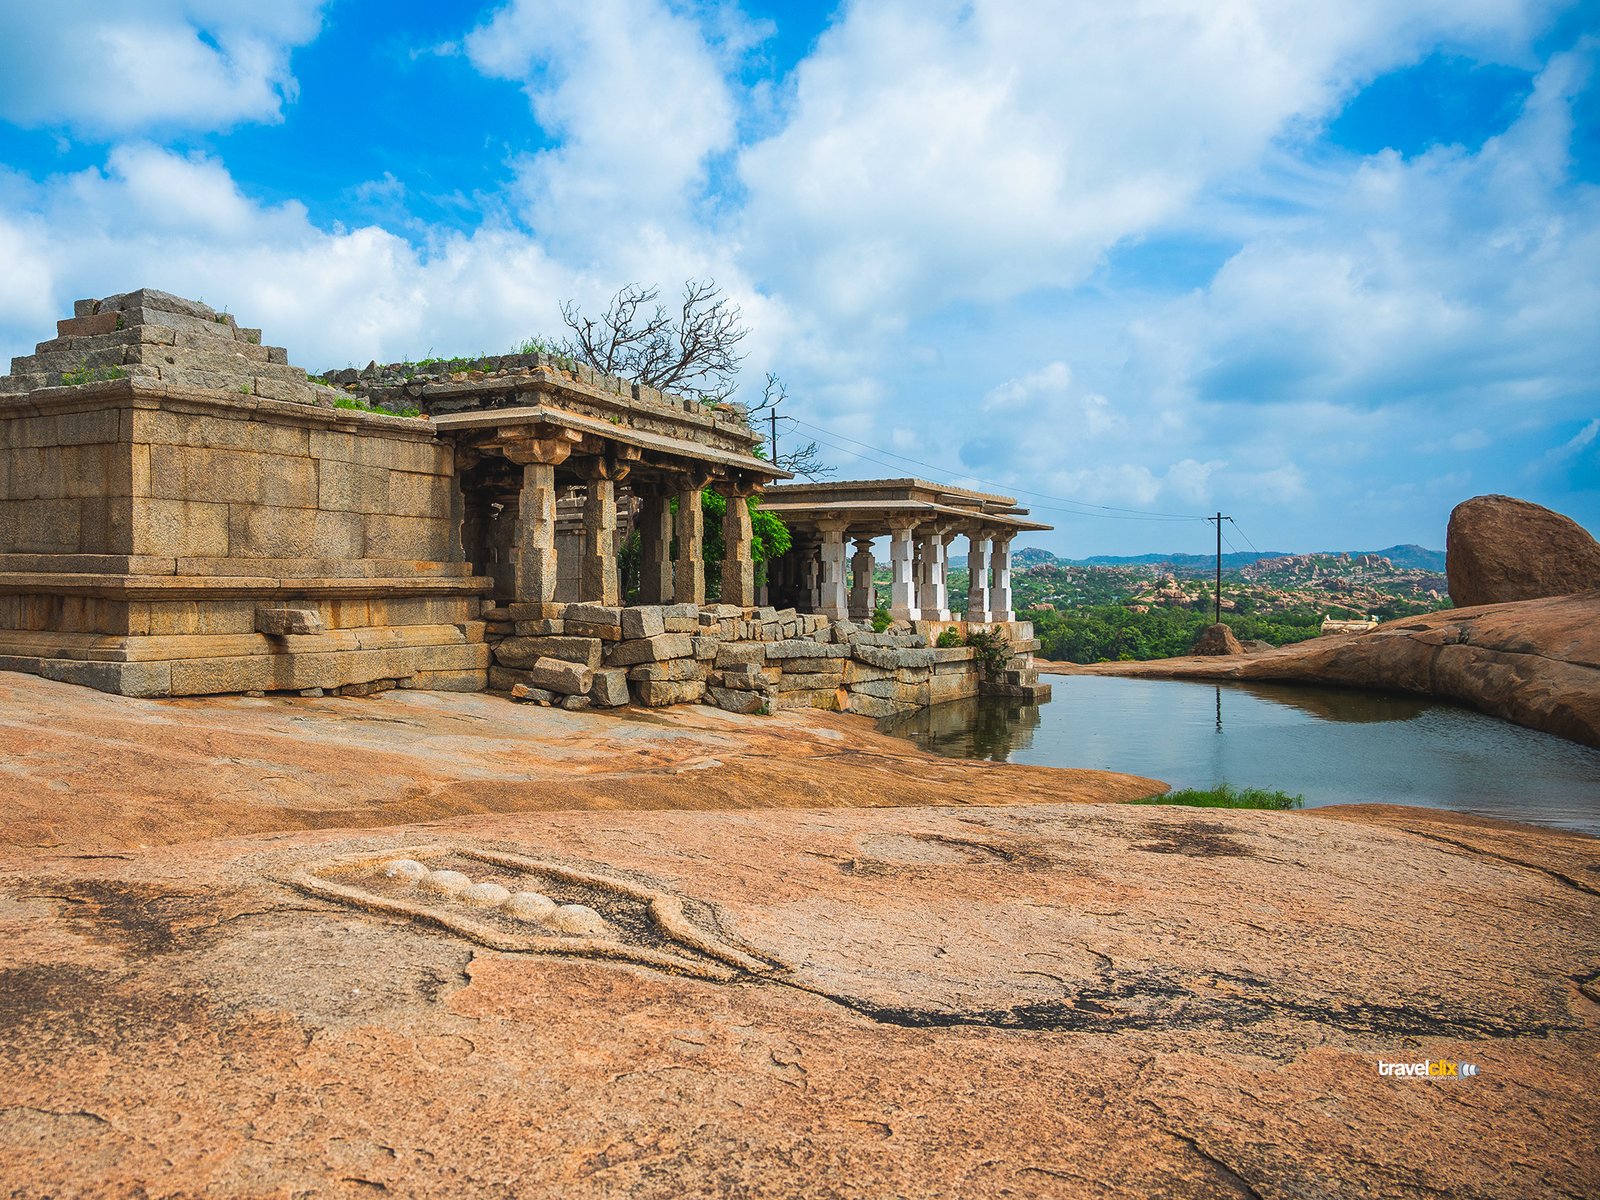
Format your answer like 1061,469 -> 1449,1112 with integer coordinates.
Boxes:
1446,494 -> 1600,606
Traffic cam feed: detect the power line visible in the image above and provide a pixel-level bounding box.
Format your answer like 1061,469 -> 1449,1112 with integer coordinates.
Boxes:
1226,517 -> 1261,555
786,415 -> 1211,523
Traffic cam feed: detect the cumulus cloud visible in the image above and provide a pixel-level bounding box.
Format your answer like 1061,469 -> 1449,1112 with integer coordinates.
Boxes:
0,1 -> 327,135
465,0 -> 742,256
735,0 -> 1560,319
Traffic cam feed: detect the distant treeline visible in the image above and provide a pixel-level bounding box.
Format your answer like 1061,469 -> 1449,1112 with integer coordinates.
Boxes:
1031,604 -> 1325,664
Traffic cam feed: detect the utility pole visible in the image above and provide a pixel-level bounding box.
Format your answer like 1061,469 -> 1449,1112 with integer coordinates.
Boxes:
1206,511 -> 1230,624
769,405 -> 778,466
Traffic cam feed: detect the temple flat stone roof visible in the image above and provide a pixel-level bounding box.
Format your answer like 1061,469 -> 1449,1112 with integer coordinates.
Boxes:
761,478 -> 1050,535
432,404 -> 786,480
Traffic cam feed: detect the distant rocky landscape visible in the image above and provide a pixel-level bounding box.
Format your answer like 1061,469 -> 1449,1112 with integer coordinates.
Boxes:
1055,495 -> 1600,749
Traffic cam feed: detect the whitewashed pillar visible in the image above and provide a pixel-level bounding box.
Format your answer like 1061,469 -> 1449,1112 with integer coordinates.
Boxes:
917,527 -> 950,621
992,533 -> 1015,622
888,519 -> 918,622
817,519 -> 850,620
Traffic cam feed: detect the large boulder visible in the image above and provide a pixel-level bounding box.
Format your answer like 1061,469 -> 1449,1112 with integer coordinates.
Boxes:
1191,623 -> 1242,656
1446,494 -> 1600,607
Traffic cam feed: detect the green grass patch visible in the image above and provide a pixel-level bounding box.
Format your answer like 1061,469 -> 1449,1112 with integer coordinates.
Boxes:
1128,782 -> 1304,810
332,395 -> 423,419
60,363 -> 127,386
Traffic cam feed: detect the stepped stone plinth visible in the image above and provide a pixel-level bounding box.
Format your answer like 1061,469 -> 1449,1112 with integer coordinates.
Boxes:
0,289 -> 340,406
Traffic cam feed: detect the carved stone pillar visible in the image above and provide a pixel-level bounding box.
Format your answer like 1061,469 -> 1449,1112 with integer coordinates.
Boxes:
719,483 -> 757,608
850,536 -> 876,620
966,530 -> 992,622
991,533 -> 1015,622
888,519 -> 918,622
673,477 -> 707,607
817,519 -> 850,620
636,486 -> 672,604
502,433 -> 574,608
579,458 -> 621,606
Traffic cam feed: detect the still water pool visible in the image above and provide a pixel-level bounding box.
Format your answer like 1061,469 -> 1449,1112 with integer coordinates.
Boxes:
881,674 -> 1600,837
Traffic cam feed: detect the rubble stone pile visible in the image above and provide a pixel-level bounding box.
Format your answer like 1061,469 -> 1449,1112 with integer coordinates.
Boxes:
485,601 -> 1044,717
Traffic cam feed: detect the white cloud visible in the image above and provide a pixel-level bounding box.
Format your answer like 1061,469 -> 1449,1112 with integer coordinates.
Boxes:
465,0 -> 742,256
982,361 -> 1070,411
735,0 -> 1559,320
0,1 -> 327,135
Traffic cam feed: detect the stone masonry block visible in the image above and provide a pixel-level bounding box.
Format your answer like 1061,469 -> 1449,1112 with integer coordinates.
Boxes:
564,604 -> 622,628
522,656 -> 593,696
620,606 -> 665,639
588,668 -> 630,707
627,660 -> 708,683
496,636 -> 603,670
714,642 -> 766,668
604,633 -> 694,667
255,607 -> 325,636
632,679 -> 706,707
780,657 -> 847,675
765,639 -> 849,661
706,685 -> 766,714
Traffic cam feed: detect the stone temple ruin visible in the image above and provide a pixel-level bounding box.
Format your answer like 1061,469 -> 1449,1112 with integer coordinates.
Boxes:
0,291 -> 1050,715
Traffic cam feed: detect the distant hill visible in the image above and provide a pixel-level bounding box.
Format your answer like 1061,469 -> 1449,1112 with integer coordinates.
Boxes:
1348,544 -> 1447,571
1024,544 -> 1446,572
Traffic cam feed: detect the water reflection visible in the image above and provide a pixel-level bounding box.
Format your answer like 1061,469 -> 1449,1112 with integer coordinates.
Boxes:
882,694 -> 1042,761
882,676 -> 1600,837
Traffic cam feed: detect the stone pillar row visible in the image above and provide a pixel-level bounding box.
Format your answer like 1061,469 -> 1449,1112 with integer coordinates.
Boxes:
505,440 -> 760,609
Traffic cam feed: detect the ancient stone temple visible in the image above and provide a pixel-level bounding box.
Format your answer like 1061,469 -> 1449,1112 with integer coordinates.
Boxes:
0,291 -> 1049,713
760,479 -> 1047,625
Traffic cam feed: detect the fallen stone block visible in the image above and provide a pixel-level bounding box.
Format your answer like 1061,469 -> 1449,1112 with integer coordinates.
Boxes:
510,683 -> 558,705
844,692 -> 913,718
663,603 -> 700,633
771,689 -> 840,711
565,620 -> 624,642
524,656 -> 593,696
495,635 -> 603,670
714,642 -> 766,668
559,694 -> 592,712
512,619 -> 565,636
632,678 -> 706,707
691,636 -> 719,660
628,660 -> 708,683
564,603 -> 622,627
765,639 -> 849,660
508,602 -> 565,621
706,685 -> 767,714
588,667 -> 630,708
775,673 -> 848,691
605,633 -> 695,666
620,605 -> 665,639
852,644 -> 935,671
781,657 -> 847,675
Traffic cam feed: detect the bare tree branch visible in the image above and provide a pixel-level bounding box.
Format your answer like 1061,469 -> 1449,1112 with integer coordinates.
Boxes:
560,279 -> 746,403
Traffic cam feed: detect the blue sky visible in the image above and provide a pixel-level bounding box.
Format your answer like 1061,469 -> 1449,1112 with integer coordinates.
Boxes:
0,0 -> 1596,557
